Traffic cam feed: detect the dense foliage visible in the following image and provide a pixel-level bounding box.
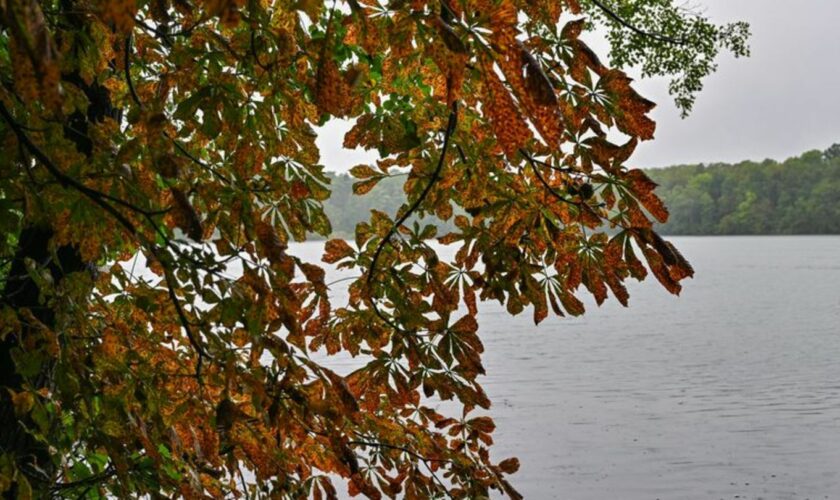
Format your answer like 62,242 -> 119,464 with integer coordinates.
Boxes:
582,0 -> 750,115
0,0 -> 743,498
649,147 -> 840,235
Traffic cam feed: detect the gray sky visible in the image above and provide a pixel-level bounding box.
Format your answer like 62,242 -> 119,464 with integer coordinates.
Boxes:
318,1 -> 840,172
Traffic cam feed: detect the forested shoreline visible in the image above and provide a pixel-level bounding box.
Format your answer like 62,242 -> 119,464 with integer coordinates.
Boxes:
323,146 -> 840,237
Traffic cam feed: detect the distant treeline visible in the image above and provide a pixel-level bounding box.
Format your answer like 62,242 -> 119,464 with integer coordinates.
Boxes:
322,145 -> 840,238
321,173 -> 431,240
648,146 -> 840,235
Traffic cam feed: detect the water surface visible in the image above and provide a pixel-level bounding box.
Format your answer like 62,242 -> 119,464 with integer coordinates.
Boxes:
296,236 -> 840,499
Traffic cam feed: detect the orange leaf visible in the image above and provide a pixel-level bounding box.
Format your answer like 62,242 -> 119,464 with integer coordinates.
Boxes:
170,187 -> 203,240
468,416 -> 496,434
314,58 -> 355,117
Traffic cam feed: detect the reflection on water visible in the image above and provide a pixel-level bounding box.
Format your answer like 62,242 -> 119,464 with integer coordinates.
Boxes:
294,236 -> 840,499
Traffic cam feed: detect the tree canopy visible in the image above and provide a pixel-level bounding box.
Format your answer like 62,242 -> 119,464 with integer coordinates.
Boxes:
0,0 -> 743,497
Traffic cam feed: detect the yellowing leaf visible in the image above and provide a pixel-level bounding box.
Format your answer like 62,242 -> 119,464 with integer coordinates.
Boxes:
600,70 -> 657,140
349,165 -> 380,179
314,58 -> 356,117
352,177 -> 381,195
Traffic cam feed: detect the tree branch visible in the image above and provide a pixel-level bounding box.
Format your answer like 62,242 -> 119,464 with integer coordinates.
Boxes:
0,101 -> 139,235
124,33 -> 143,109
588,0 -> 687,45
51,464 -> 116,492
0,101 -> 210,382
366,104 -> 458,331
520,150 -> 579,207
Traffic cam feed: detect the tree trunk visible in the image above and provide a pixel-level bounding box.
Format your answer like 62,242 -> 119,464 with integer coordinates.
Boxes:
0,226 -> 87,493
1,55 -> 118,498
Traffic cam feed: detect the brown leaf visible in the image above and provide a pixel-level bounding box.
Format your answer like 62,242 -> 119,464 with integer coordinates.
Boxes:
315,57 -> 355,117
256,220 -> 295,278
469,416 -> 496,434
349,164 -> 380,179
600,70 -> 657,140
352,177 -> 381,195
498,457 -> 520,474
559,292 -> 585,316
323,239 -> 355,264
521,45 -> 557,106
561,19 -> 586,40
170,187 -> 203,240
481,63 -> 532,156
626,169 -> 669,223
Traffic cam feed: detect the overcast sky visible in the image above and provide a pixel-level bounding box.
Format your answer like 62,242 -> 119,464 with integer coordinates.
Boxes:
317,1 -> 840,172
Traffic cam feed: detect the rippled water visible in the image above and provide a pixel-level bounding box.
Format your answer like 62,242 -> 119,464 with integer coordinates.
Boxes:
296,236 -> 840,499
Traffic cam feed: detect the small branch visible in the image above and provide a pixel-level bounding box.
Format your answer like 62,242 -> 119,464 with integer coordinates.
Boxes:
162,264 -> 209,382
520,150 -> 578,207
125,33 -> 143,109
171,139 -> 232,185
366,105 -> 458,330
133,16 -> 208,40
0,101 -> 210,382
349,440 -> 452,464
51,464 -> 116,491
325,275 -> 361,289
588,0 -> 687,45
524,155 -> 582,176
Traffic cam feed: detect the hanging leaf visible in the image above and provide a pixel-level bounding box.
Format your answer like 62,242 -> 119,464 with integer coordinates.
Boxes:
481,64 -> 532,156
323,239 -> 355,263
352,177 -> 382,195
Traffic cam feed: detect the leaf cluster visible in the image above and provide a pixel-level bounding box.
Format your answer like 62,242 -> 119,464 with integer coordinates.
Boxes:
0,0 -> 727,497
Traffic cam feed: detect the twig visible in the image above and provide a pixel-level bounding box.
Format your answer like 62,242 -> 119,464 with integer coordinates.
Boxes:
0,101 -> 210,382
162,265 -> 209,382
520,150 -> 578,207
171,139 -> 232,185
588,0 -> 687,45
51,464 -> 116,491
366,105 -> 458,331
348,440 -> 452,464
125,33 -> 143,109
133,16 -> 208,40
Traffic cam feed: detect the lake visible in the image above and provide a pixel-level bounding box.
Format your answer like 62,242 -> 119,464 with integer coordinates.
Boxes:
295,236 -> 840,499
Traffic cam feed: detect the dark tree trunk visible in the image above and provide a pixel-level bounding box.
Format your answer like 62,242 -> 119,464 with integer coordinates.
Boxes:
0,58 -> 118,497
0,226 -> 87,492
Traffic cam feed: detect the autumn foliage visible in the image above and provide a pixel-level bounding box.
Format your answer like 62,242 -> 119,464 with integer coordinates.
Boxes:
0,0 -> 695,497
